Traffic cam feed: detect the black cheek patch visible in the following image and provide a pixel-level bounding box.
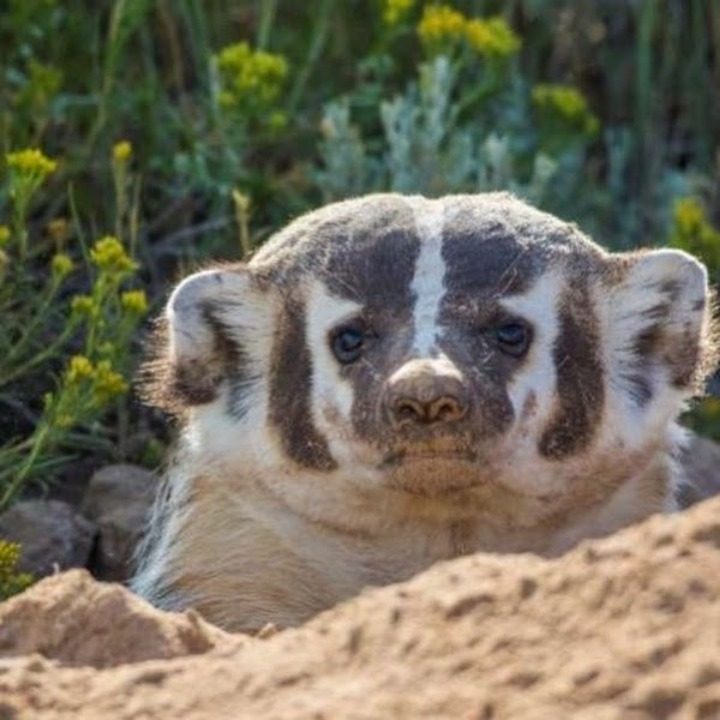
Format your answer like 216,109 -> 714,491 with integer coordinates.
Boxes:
538,294 -> 605,460
268,297 -> 337,472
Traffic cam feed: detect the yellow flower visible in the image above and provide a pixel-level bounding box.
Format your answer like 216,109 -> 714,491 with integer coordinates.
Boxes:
71,294 -> 96,317
216,42 -> 288,111
418,6 -> 520,59
0,539 -> 33,600
6,148 -> 57,177
418,5 -> 466,47
532,84 -> 599,136
120,289 -> 149,316
464,17 -> 520,58
66,355 -> 94,384
112,140 -> 133,163
670,197 -> 720,273
50,252 -> 73,279
92,360 -> 129,402
0,225 -> 10,246
674,198 -> 704,234
89,235 -> 137,275
47,217 -> 70,244
383,0 -> 415,26
0,540 -> 21,570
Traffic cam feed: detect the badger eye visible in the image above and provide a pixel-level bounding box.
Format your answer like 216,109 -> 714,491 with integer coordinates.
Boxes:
331,326 -> 365,364
495,322 -> 530,357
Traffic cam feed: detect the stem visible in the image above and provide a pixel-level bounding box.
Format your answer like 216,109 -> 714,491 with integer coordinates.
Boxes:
287,0 -> 335,113
0,325 -> 74,388
256,0 -> 278,49
0,423 -> 51,511
3,280 -> 62,376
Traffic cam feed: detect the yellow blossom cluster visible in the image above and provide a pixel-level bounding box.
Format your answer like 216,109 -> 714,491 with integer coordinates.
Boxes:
47,217 -> 70,244
66,355 -> 94,383
418,5 -> 520,59
5,148 -> 57,177
464,17 -> 521,57
50,252 -> 73,279
89,235 -> 137,275
93,360 -> 129,402
120,289 -> 149,316
216,42 -> 288,112
0,540 -> 33,601
670,198 -> 720,272
382,0 -> 415,26
0,225 -> 10,246
70,294 -> 95,318
531,84 -> 599,137
65,355 -> 128,402
113,140 -> 133,163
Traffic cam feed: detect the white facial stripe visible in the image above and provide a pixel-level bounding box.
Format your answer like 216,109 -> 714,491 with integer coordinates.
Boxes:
306,278 -> 362,423
500,271 -> 561,427
406,197 -> 447,356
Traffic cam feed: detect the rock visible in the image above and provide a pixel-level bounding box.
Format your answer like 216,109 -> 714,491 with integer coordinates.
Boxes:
0,569 -> 242,668
81,464 -> 156,581
679,432 -> 720,506
1,496 -> 720,718
0,500 -> 96,577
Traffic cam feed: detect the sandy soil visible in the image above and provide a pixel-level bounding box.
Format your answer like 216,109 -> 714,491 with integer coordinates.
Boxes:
1,496 -> 720,719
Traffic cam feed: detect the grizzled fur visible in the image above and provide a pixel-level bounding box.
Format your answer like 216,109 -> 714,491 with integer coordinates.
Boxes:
134,193 -> 717,631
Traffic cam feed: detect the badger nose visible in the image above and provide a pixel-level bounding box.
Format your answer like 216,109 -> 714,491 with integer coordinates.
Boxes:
385,359 -> 469,427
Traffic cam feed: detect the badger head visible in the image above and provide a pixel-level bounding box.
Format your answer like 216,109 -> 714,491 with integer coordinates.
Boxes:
144,194 -> 715,525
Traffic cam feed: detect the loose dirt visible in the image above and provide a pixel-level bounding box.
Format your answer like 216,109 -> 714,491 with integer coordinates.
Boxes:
1,497 -> 720,719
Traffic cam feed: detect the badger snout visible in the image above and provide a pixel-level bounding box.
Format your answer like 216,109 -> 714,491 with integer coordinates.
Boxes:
384,357 -> 470,429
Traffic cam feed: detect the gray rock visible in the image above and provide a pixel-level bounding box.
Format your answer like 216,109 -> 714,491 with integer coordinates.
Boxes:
679,433 -> 720,507
0,500 -> 97,577
81,464 -> 156,581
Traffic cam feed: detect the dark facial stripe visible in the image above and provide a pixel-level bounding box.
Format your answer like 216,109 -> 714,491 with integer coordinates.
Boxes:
268,294 -> 337,471
538,288 -> 605,460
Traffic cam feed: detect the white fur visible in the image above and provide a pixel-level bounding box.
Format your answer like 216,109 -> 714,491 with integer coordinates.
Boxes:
305,278 -> 363,466
599,250 -> 707,457
134,197 -> 710,632
405,197 -> 446,355
501,270 -> 561,428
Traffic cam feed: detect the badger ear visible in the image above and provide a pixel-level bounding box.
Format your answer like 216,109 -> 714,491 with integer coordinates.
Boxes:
606,248 -> 713,406
142,265 -> 273,414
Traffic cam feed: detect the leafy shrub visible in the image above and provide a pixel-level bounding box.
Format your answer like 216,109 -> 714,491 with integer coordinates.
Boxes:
0,144 -> 147,510
316,5 -> 598,223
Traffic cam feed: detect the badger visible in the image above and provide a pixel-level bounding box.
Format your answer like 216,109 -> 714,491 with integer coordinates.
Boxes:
133,192 -> 716,632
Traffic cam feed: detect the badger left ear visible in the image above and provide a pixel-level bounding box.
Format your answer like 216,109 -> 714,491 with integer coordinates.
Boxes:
141,265 -> 275,415
605,248 -> 713,406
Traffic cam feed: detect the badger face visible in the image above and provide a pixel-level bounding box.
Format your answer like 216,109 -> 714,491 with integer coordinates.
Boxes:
146,194 -> 713,522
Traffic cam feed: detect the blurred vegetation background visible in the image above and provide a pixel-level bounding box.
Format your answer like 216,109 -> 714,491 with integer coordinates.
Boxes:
0,0 -> 719,508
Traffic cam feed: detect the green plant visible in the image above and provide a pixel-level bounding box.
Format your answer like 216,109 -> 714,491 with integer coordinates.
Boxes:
0,145 -> 148,510
316,6 -> 597,221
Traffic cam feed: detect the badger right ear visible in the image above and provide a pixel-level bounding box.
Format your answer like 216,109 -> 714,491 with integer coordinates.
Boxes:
142,265 -> 273,414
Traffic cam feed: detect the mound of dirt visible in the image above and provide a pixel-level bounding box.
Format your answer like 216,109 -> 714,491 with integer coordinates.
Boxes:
0,570 -> 241,668
2,498 -> 720,720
